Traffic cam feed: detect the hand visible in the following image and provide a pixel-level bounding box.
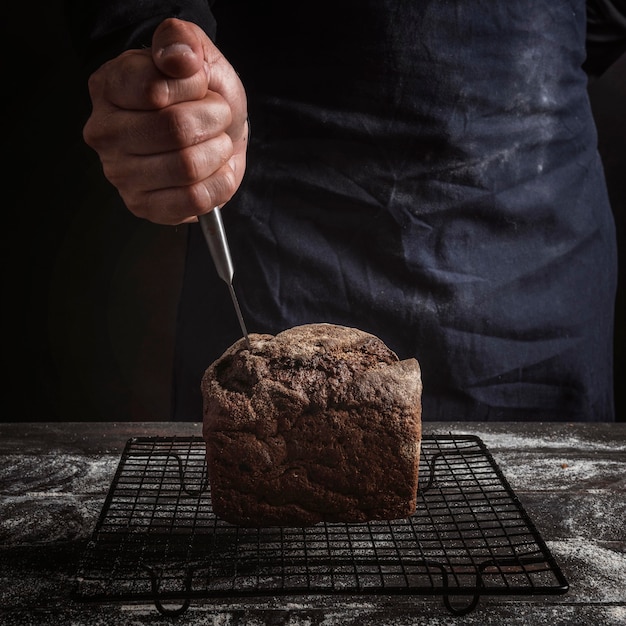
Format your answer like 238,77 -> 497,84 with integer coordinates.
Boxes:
83,18 -> 248,225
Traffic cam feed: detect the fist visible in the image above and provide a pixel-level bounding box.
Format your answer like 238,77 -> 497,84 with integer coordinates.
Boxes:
83,18 -> 248,225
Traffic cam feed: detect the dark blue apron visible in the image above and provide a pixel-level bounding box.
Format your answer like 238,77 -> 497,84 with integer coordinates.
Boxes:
173,0 -> 617,421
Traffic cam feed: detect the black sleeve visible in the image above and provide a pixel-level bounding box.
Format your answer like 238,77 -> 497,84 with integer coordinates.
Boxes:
585,0 -> 626,75
64,0 -> 217,80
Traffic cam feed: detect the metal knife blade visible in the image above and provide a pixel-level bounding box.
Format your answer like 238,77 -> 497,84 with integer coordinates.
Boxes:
198,208 -> 251,349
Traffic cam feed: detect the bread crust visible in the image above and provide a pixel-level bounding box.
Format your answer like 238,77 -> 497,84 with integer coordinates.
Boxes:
202,323 -> 422,526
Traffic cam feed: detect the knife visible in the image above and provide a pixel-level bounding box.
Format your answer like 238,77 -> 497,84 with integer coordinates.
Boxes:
198,208 -> 252,349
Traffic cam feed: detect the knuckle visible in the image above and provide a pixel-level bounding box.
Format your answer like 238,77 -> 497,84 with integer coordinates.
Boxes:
184,183 -> 212,214
176,135 -> 234,184
176,147 -> 203,184
82,120 -> 97,148
181,170 -> 237,215
121,192 -> 147,220
213,97 -> 233,127
161,107 -> 196,146
101,161 -> 129,192
86,71 -> 102,98
142,78 -> 170,109
82,113 -> 114,151
209,167 -> 238,205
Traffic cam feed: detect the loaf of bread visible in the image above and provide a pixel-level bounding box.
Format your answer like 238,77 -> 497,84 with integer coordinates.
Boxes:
201,323 -> 422,527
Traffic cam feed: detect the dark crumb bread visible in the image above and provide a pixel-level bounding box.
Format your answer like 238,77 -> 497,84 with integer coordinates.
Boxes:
201,323 -> 422,527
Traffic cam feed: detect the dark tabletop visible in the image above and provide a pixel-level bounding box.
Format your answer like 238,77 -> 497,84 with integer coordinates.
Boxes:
1,421 -> 624,625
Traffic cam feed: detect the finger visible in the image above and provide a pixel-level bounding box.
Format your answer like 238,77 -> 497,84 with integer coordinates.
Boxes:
85,92 -> 232,154
89,50 -> 209,111
121,163 -> 239,225
158,18 -> 250,140
102,134 -> 234,192
148,18 -> 248,151
152,18 -> 206,78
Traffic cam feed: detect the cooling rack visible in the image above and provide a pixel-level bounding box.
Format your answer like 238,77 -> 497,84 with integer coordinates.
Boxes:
72,435 -> 568,616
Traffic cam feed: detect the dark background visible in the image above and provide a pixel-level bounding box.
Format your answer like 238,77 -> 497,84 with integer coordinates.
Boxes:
3,4 -> 624,422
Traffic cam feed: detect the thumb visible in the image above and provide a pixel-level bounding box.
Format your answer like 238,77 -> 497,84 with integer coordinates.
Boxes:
152,18 -> 205,78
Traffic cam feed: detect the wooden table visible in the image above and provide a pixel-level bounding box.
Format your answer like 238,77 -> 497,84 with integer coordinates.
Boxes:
1,421 -> 624,625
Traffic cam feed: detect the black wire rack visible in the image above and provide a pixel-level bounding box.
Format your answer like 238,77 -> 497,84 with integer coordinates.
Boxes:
72,435 -> 568,616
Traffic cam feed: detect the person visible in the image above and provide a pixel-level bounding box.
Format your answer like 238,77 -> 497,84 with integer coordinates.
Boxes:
66,0 -> 618,422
